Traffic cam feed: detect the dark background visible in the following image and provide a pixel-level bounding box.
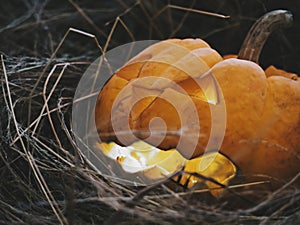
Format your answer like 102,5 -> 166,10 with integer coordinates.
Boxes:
1,0 -> 300,73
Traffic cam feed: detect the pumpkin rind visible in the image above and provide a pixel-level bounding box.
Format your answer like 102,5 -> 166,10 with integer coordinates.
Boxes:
95,38 -> 300,183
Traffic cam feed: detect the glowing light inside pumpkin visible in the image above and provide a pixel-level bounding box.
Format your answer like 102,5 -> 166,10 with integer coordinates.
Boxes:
96,140 -> 236,197
97,141 -> 186,177
197,72 -> 219,105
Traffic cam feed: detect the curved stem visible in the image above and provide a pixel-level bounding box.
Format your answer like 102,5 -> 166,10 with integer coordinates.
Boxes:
238,10 -> 293,63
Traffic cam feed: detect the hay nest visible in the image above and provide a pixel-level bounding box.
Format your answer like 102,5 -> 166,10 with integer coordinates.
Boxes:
0,1 -> 299,224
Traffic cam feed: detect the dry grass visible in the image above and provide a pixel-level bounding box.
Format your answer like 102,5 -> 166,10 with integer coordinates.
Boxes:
0,0 -> 299,224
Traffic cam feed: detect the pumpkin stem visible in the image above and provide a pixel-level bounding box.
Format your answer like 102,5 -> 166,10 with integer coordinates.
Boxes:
238,10 -> 293,63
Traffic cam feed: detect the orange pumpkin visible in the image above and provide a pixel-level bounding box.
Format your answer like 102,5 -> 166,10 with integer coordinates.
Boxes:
95,10 -> 300,188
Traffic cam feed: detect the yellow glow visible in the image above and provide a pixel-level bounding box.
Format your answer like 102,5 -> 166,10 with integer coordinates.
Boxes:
97,141 -> 236,197
179,152 -> 236,197
97,141 -> 186,177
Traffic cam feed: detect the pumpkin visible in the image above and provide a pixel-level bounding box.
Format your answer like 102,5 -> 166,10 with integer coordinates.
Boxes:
95,10 -> 300,190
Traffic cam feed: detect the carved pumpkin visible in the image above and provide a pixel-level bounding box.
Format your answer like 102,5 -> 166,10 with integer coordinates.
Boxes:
95,10 -> 300,191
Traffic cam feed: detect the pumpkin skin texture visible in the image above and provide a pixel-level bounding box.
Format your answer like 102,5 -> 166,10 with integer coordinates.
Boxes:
96,38 -> 223,154
214,61 -> 300,181
95,38 -> 300,183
